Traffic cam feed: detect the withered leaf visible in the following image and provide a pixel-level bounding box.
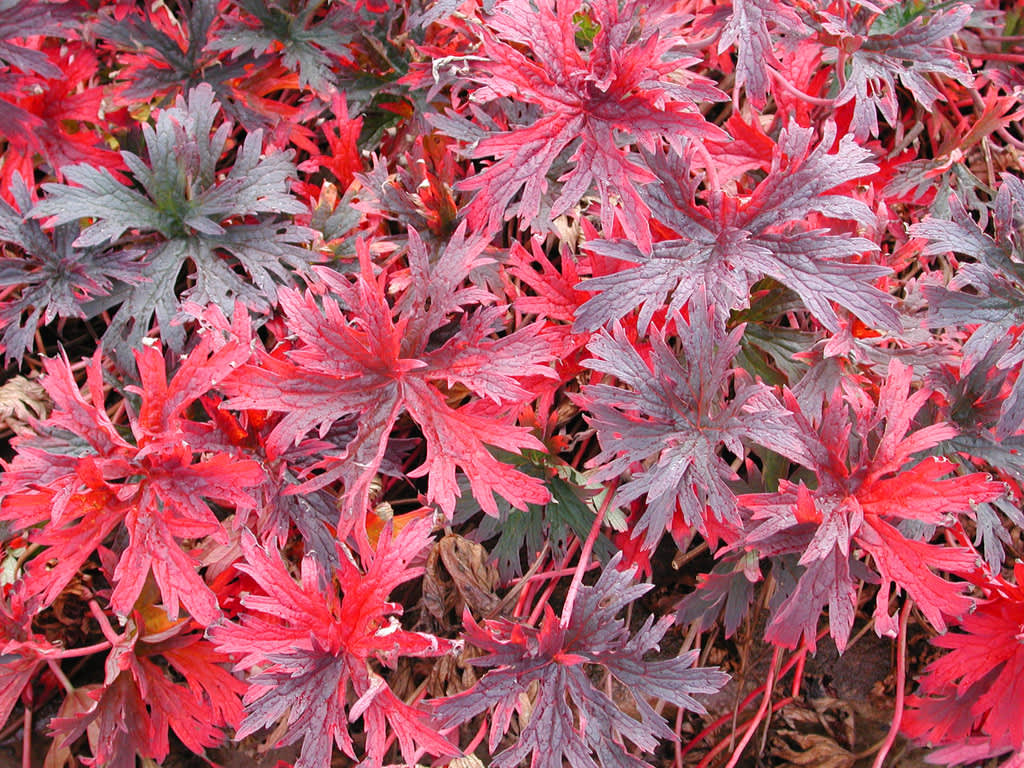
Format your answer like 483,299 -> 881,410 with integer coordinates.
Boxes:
772,731 -> 856,768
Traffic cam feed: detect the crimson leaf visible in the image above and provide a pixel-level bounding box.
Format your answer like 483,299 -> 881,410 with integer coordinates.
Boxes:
448,0 -> 725,250
208,517 -> 459,768
51,607 -> 245,768
0,0 -> 79,147
735,360 -> 1004,652
0,338 -> 265,625
0,583 -> 51,731
579,297 -> 809,549
575,123 -> 897,334
0,0 -> 76,78
902,561 -> 1024,765
434,554 -> 729,768
224,226 -> 554,534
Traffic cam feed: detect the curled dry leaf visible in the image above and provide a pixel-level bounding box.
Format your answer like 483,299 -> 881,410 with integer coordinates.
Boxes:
772,731 -> 856,768
0,374 -> 48,433
423,534 -> 501,628
439,534 -> 501,615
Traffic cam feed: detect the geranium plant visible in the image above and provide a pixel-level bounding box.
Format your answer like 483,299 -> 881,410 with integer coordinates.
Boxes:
1,0 -> 1022,767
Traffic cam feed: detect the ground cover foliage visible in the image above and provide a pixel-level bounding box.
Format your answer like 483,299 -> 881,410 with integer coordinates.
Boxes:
0,0 -> 1022,766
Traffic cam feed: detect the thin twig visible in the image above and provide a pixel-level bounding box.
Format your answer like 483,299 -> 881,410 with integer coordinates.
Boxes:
769,67 -> 837,107
45,659 -> 74,695
526,538 -> 579,626
488,541 -> 551,618
996,127 -> 1024,151
693,697 -> 795,768
47,639 -> 113,660
88,600 -> 122,645
955,47 -> 1024,63
674,705 -> 685,768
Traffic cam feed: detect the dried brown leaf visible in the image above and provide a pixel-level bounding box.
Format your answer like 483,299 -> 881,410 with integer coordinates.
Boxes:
438,534 -> 500,615
423,534 -> 500,629
0,374 -> 48,432
772,731 -> 856,768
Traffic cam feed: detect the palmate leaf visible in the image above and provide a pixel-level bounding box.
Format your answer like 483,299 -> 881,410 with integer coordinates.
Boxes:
0,0 -> 77,78
575,122 -> 898,334
820,2 -> 974,140
903,561 -> 1024,765
434,554 -> 729,768
447,0 -> 725,251
462,455 -> 619,580
31,84 -> 314,366
210,0 -> 355,93
506,235 -> 594,387
914,173 -> 1024,438
0,1 -> 83,162
0,582 -> 52,732
697,0 -> 807,107
209,517 -> 459,768
735,360 -> 1005,652
579,296 -> 810,549
93,0 -> 272,128
0,98 -> 41,154
189,392 -> 346,572
49,608 -> 246,768
676,553 -> 759,638
0,175 -> 143,365
0,338 -> 265,625
929,337 -> 1024,569
0,42 -> 126,203
224,226 -> 555,538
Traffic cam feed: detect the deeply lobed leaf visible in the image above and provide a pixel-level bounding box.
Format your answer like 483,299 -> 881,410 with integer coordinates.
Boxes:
435,554 -> 729,768
224,227 -> 555,537
575,123 -> 898,334
209,517 -> 459,768
580,296 -> 809,550
736,361 -> 1004,651
30,84 -> 314,364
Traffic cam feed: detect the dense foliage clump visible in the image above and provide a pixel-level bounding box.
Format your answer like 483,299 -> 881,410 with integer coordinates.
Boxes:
1,1 -> 1023,767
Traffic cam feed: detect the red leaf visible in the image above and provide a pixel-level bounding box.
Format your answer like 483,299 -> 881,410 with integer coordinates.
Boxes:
51,610 -> 244,768
0,341 -> 265,624
209,517 -> 459,768
0,583 -> 53,730
224,228 -> 554,535
737,360 -> 1004,651
451,0 -> 725,249
434,555 -> 728,768
903,562 -> 1024,764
